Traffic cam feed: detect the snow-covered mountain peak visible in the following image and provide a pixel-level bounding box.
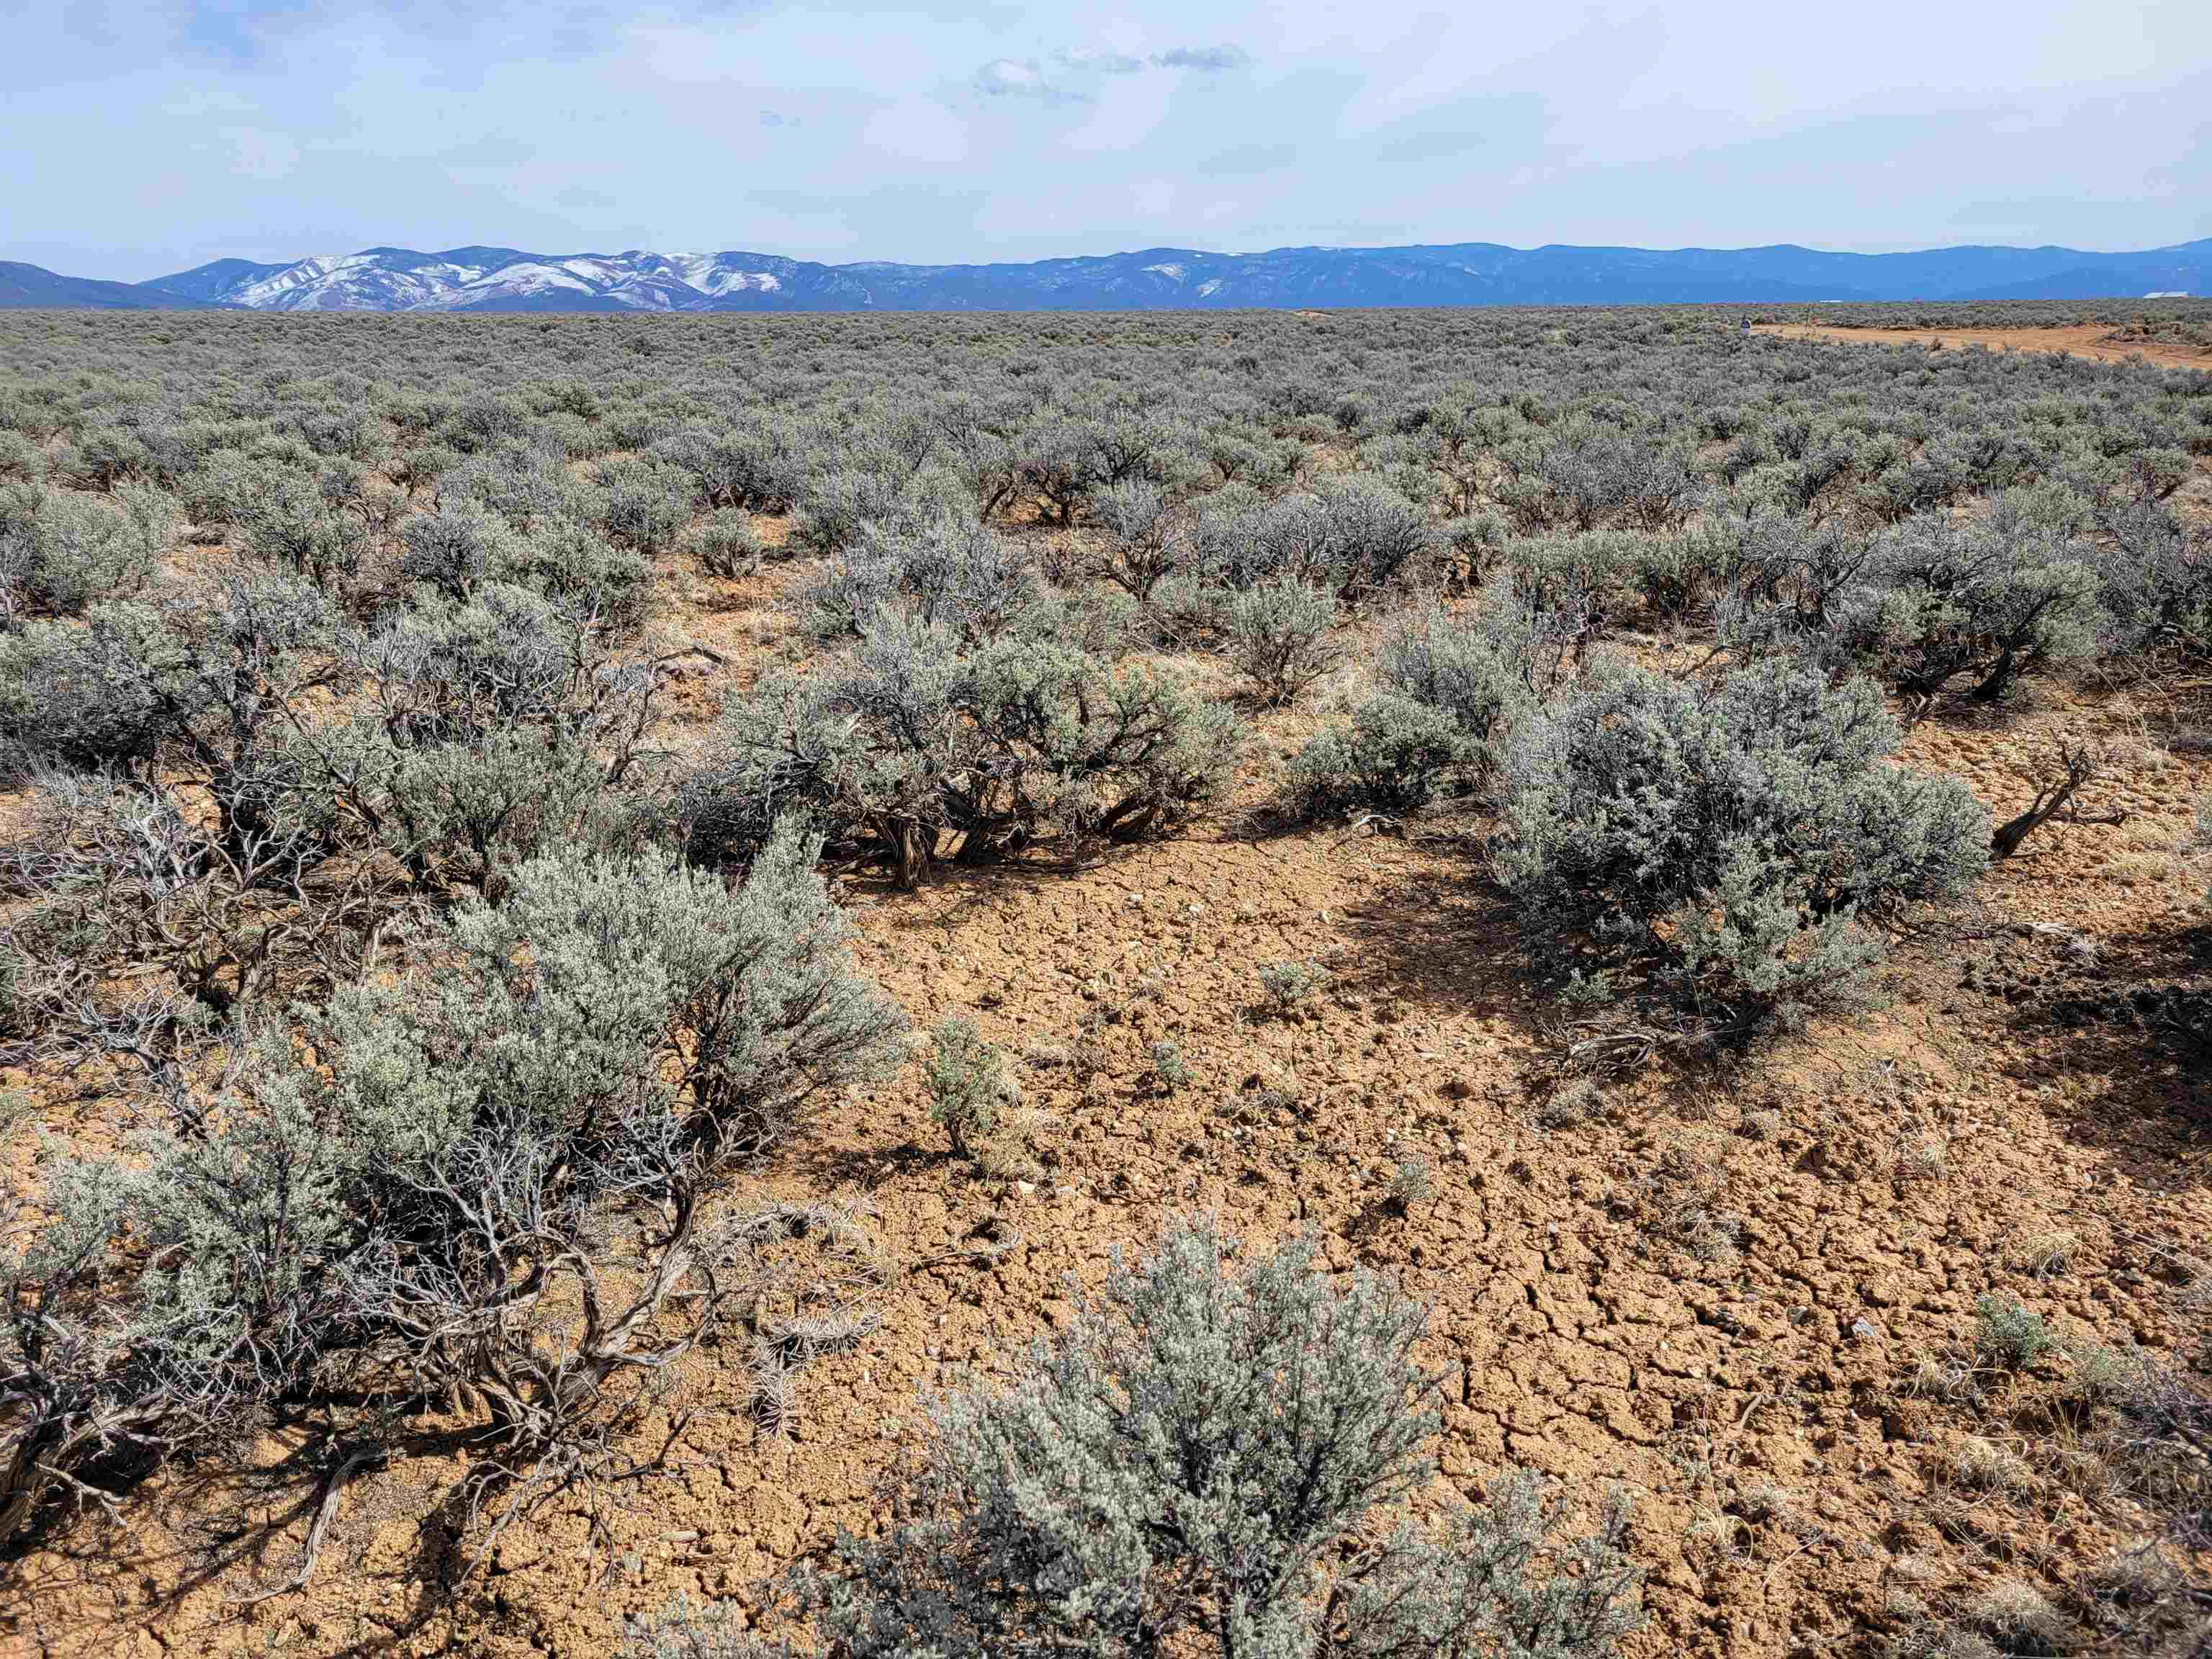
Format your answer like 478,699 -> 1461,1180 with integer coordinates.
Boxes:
161,246 -> 814,313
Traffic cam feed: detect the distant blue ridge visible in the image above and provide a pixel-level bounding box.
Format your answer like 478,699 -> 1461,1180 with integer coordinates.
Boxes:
5,235 -> 2208,311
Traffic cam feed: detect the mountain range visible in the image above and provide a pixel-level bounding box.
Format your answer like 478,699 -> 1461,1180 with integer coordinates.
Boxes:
4,238 -> 2208,314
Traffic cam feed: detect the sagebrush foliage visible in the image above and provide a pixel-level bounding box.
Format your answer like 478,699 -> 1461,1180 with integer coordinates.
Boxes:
2,819 -> 904,1542
1498,657 -> 1989,1035
781,1219 -> 1643,1659
1286,588 -> 1539,818
924,1015 -> 1018,1161
685,615 -> 1238,885
0,479 -> 174,620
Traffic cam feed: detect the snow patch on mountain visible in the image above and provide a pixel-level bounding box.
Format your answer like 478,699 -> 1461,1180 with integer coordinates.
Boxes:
189,247 -> 806,312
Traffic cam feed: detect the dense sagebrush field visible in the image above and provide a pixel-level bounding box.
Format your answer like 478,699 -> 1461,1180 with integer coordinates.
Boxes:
2,302 -> 2211,1659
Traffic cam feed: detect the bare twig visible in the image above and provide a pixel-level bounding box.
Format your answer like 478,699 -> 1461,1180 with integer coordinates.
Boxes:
1990,742 -> 2126,860
225,1447 -> 387,1606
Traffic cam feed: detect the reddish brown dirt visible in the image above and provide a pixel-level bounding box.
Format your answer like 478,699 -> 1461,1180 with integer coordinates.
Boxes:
6,570 -> 2212,1659
1757,321 -> 2212,372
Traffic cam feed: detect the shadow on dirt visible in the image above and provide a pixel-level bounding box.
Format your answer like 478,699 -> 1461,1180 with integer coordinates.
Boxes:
1951,914 -> 2212,1196
1,1426 -> 463,1657
1323,828 -> 1571,1032
2018,994 -> 2212,1200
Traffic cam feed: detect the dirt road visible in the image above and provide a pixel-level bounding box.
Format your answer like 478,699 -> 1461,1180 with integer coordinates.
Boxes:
1757,320 -> 2211,371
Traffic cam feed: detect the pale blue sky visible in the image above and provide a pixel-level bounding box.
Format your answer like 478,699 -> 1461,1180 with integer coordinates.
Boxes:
10,0 -> 2211,280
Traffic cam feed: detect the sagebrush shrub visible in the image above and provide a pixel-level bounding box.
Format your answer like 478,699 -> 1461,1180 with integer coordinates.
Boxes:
594,453 -> 694,554
1494,420 -> 1700,535
1376,593 -> 1535,734
1710,508 -> 1881,665
783,1219 -> 1643,1658
1257,960 -> 1326,1015
1,818 -> 904,1543
653,418 -> 806,513
2080,476 -> 2212,660
400,497 -> 529,597
1974,1293 -> 2056,1370
792,462 -> 965,559
1286,692 -> 1472,819
1839,491 -> 2106,704
1226,577 -> 1341,705
1148,1038 -> 1193,1092
315,583 -> 664,888
1630,529 -> 1730,622
691,506 -> 763,577
1091,478 -> 1190,601
233,463 -> 372,590
1222,477 -> 1431,604
53,423 -> 153,492
443,439 -> 595,531
324,819 -> 904,1162
0,480 -> 173,619
0,563 -> 352,846
0,431 -> 45,484
925,1015 -> 1017,1161
0,764 -> 359,1033
1498,657 -> 1988,1035
800,505 -> 1032,642
1285,593 -> 1529,819
685,618 -> 1237,885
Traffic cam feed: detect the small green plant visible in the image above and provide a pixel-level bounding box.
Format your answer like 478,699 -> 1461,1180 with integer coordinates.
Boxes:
1382,1156 -> 1433,1216
2063,1338 -> 2143,1406
691,506 -> 763,578
1560,968 -> 1615,1010
1149,1038 -> 1192,1094
925,1015 -> 1016,1162
1974,1293 -> 2056,1370
1256,960 -> 1326,1016
1226,577 -> 1341,705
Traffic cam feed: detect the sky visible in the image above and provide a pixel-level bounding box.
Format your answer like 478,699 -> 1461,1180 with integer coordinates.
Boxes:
8,0 -> 2211,282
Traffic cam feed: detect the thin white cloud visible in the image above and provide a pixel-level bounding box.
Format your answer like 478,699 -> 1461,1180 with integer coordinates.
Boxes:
974,57 -> 1087,103
974,40 -> 1254,105
1056,48 -> 1146,74
1153,44 -> 1249,71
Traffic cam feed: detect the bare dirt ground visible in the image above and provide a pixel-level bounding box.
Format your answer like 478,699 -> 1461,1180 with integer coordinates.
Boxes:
6,547 -> 2212,1659
1756,322 -> 2212,372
